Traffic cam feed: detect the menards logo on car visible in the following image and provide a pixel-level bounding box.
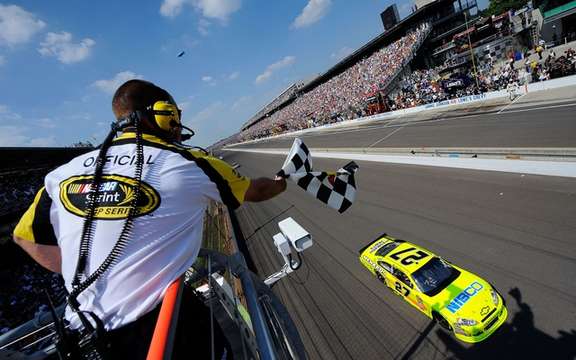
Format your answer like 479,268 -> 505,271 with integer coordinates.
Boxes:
59,174 -> 161,219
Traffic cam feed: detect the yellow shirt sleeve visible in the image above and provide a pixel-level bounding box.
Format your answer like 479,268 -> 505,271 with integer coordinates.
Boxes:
13,187 -> 58,245
191,153 -> 251,209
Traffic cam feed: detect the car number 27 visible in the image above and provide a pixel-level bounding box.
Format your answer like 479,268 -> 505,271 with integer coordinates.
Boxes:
395,282 -> 410,297
389,247 -> 429,265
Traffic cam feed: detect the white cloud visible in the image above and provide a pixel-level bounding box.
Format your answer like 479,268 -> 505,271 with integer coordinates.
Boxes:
0,107 -> 57,146
38,32 -> 95,64
0,4 -> 46,47
29,136 -> 56,147
228,71 -> 239,80
0,126 -> 29,146
201,75 -> 217,86
331,46 -> 353,60
92,71 -> 145,94
160,0 -> 241,22
255,56 -> 296,84
198,18 -> 211,36
38,118 -> 56,129
0,126 -> 56,147
0,55 -> 4,65
0,104 -> 22,121
291,0 -> 331,29
160,0 -> 186,17
193,0 -> 241,21
178,101 -> 191,111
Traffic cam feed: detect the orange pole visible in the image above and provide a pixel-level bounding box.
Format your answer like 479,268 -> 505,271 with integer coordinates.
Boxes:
147,278 -> 183,360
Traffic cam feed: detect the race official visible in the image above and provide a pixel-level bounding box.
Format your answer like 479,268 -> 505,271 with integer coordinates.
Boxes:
13,79 -> 286,358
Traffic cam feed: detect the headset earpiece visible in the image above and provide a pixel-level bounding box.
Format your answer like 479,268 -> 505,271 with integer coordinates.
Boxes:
150,101 -> 181,132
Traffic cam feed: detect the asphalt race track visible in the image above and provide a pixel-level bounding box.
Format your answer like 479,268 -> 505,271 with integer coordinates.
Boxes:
231,101 -> 576,150
221,104 -> 576,359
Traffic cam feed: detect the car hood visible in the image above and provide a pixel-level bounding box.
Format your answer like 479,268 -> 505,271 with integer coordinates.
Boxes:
435,270 -> 495,321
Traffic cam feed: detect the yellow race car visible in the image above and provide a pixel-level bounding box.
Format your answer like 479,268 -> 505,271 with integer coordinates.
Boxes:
359,234 -> 508,343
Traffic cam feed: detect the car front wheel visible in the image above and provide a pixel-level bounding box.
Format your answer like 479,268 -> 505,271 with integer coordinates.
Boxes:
433,312 -> 452,331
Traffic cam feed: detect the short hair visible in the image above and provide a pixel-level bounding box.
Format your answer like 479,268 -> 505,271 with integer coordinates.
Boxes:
112,80 -> 174,120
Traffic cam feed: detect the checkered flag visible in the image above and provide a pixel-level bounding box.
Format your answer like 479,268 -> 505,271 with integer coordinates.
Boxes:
277,138 -> 312,178
277,138 -> 359,213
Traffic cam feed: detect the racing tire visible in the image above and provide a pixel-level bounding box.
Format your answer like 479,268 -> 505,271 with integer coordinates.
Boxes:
376,272 -> 386,284
432,312 -> 452,331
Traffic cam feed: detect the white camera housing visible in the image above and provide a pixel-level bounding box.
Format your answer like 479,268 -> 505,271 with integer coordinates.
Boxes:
278,217 -> 313,252
264,217 -> 313,286
273,233 -> 291,257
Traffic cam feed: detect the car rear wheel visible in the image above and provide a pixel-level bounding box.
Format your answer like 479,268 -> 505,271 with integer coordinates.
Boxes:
433,312 -> 452,331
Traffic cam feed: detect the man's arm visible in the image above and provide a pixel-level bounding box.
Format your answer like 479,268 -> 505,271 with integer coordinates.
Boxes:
13,236 -> 62,273
195,154 -> 287,206
244,176 -> 287,202
13,186 -> 61,273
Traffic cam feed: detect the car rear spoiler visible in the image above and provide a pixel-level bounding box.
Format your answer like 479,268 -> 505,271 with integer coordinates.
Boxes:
357,232 -> 388,254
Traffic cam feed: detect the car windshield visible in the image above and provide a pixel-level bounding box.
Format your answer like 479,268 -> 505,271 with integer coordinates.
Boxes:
412,257 -> 460,296
375,241 -> 402,257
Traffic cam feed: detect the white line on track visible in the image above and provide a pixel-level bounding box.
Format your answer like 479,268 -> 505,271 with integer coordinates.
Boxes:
496,101 -> 576,115
497,93 -> 527,114
225,148 -> 576,178
367,127 -> 404,148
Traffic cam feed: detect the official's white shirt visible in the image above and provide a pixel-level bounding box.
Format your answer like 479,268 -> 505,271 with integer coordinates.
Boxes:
14,133 -> 250,330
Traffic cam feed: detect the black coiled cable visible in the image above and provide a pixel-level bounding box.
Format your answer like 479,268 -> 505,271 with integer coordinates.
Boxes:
68,114 -> 145,328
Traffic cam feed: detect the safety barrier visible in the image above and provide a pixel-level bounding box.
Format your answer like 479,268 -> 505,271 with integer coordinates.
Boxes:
0,203 -> 306,359
146,278 -> 184,360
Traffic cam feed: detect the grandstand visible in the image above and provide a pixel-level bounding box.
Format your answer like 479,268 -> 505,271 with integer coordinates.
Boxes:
238,0 -> 485,141
240,24 -> 432,141
241,82 -> 304,131
237,0 -> 576,142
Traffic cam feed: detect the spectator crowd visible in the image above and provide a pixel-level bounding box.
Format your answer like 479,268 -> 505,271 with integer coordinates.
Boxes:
241,23 -> 431,140
0,168 -> 50,217
0,263 -> 65,334
0,166 -> 66,335
239,29 -> 575,142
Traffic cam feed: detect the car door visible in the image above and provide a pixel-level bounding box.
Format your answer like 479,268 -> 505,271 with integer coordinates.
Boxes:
391,266 -> 427,314
391,266 -> 412,297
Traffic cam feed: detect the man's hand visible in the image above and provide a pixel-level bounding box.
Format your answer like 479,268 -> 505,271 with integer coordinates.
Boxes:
244,176 -> 287,202
13,236 -> 62,273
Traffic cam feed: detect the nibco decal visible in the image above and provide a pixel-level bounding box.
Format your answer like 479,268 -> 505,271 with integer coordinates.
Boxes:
60,175 -> 160,219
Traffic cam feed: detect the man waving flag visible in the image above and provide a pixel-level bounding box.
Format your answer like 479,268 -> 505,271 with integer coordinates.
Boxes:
277,138 -> 359,213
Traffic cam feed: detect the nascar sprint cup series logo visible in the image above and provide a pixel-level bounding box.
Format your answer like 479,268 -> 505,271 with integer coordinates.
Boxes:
60,175 -> 160,219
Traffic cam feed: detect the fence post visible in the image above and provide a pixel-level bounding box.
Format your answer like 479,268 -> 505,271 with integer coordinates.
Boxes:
227,207 -> 277,360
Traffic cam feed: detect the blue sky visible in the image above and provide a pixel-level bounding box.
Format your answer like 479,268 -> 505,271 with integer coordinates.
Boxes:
0,0 -> 488,147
